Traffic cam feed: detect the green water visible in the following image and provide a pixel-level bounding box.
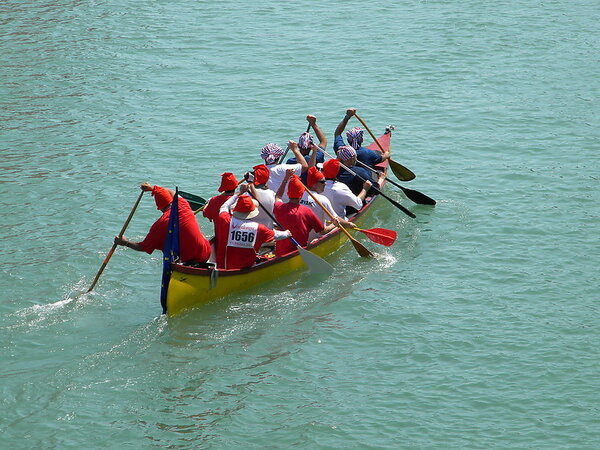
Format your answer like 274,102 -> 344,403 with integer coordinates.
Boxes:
1,0 -> 599,447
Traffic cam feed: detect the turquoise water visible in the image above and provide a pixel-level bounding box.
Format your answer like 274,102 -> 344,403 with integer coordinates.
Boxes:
2,0 -> 599,447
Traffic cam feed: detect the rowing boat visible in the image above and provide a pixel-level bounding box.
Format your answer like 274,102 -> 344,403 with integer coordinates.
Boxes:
165,127 -> 394,316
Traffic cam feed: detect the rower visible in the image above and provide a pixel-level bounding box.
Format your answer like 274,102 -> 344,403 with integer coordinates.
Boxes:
334,108 -> 390,168
260,140 -> 316,199
273,172 -> 338,257
321,159 -> 371,220
335,145 -> 377,196
286,115 -> 327,183
213,194 -> 290,270
202,172 -> 239,228
114,183 -> 211,265
247,164 -> 276,229
300,167 -> 355,242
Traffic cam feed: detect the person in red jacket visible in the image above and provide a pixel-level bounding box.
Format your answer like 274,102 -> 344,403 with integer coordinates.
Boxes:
214,194 -> 290,270
273,173 -> 338,257
202,172 -> 239,224
114,183 -> 211,264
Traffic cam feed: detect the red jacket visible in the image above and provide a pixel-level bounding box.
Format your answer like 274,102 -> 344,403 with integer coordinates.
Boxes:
139,198 -> 211,263
214,212 -> 275,269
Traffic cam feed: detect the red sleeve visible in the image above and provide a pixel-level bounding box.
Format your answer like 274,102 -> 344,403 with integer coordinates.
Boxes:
202,196 -> 219,221
254,224 -> 275,250
272,201 -> 285,226
139,215 -> 168,254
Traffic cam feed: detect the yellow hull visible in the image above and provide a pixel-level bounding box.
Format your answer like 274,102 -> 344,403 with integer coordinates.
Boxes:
166,227 -> 348,317
165,130 -> 392,317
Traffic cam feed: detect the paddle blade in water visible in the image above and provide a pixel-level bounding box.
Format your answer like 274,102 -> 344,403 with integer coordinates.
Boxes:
349,237 -> 375,258
399,186 -> 436,205
357,228 -> 397,247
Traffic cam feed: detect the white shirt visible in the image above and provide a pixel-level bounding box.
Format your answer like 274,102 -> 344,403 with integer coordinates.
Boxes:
299,190 -> 338,241
220,190 -> 276,229
322,180 -> 363,220
266,163 -> 303,199
252,187 -> 276,229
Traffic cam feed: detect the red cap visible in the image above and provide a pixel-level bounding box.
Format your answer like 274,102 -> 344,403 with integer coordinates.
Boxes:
287,175 -> 305,199
252,164 -> 270,186
152,185 -> 173,210
322,159 -> 340,179
232,195 -> 259,219
218,172 -> 238,192
307,166 -> 324,187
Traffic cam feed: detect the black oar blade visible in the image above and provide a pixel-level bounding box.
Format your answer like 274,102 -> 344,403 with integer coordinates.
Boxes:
399,186 -> 436,205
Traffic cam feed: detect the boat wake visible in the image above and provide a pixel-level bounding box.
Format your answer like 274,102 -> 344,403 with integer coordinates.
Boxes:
2,277 -> 97,332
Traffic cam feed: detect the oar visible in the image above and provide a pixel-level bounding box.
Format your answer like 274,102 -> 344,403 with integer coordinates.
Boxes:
248,191 -> 334,276
353,227 -> 397,247
299,180 -> 374,258
355,160 -> 436,205
179,190 -> 207,211
354,113 -> 416,182
319,148 -> 416,219
87,190 -> 145,292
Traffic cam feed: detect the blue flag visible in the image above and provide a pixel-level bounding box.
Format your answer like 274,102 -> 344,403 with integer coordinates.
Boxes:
160,187 -> 180,314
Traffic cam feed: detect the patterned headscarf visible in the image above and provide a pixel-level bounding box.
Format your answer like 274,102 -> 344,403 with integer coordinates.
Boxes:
260,143 -> 284,165
298,132 -> 314,151
346,127 -> 364,150
337,145 -> 357,162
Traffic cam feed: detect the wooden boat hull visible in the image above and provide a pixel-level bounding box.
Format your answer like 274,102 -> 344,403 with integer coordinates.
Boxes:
166,130 -> 392,317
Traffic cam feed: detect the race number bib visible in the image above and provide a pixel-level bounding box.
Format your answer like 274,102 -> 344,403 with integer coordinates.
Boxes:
227,217 -> 259,249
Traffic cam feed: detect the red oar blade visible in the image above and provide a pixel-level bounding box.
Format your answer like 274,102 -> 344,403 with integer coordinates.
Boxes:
355,227 -> 397,247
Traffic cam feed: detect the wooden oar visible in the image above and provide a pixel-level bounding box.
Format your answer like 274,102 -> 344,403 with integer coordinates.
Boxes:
248,192 -> 334,276
87,190 -> 144,292
354,113 -> 416,182
355,160 -> 436,205
300,181 -> 374,258
319,148 -> 416,219
353,227 -> 397,247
